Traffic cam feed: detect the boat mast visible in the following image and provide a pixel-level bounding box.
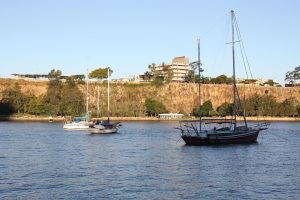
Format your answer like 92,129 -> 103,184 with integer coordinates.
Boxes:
107,68 -> 110,121
231,10 -> 237,130
97,80 -> 100,118
86,69 -> 89,118
197,38 -> 202,132
197,39 -> 201,107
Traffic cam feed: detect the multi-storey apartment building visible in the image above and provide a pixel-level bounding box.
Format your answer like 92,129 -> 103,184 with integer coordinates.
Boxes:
151,56 -> 189,82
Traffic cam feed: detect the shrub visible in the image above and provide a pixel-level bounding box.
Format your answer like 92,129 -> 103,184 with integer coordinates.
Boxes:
145,98 -> 168,117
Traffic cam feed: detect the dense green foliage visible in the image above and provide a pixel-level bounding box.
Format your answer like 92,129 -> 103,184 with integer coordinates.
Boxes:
208,75 -> 233,84
145,98 -> 168,116
144,62 -> 173,84
191,94 -> 299,117
185,70 -> 195,83
185,73 -> 233,84
1,83 -> 29,114
297,105 -> 300,116
192,100 -> 214,117
244,94 -> 298,117
1,74 -> 299,118
89,67 -> 113,79
151,77 -> 164,87
1,69 -> 85,117
217,103 -> 233,116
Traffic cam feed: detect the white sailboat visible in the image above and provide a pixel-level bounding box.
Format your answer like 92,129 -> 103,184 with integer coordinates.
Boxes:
90,68 -> 121,134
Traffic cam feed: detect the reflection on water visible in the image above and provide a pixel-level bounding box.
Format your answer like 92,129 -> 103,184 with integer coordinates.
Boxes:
0,121 -> 299,199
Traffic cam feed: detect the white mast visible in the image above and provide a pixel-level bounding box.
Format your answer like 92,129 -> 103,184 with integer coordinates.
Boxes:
86,68 -> 89,116
97,80 -> 100,118
107,68 -> 110,121
197,38 -> 202,132
231,10 -> 237,130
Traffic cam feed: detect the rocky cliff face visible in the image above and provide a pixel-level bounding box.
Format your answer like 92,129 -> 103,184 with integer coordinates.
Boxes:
0,79 -> 48,98
1,78 -> 299,115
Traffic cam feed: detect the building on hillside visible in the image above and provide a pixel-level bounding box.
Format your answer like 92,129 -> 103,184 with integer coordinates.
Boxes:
285,82 -> 300,87
236,78 -> 266,86
11,74 -> 49,81
150,56 -> 190,82
11,73 -> 85,82
112,75 -> 145,83
236,78 -> 282,86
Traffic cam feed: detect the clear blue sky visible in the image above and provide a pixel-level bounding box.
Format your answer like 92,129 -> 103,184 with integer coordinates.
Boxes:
0,0 -> 299,84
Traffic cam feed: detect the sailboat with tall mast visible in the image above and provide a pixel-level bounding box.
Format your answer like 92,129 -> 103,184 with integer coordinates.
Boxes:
90,68 -> 121,134
176,10 -> 269,145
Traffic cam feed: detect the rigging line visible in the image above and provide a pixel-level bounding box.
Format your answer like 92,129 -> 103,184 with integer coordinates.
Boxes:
201,13 -> 230,39
211,13 -> 231,73
233,16 -> 249,79
235,84 -> 247,126
194,14 -> 228,69
233,14 -> 249,79
234,15 -> 253,79
234,14 -> 269,123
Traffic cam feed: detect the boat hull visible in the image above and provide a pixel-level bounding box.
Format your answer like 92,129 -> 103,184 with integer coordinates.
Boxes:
89,127 -> 118,134
63,123 -> 90,130
182,130 -> 260,145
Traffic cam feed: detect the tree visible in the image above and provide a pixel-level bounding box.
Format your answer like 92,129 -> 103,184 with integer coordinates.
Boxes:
27,95 -> 48,115
145,98 -> 168,116
89,67 -> 113,79
2,83 -> 25,113
165,69 -> 174,83
297,105 -> 300,116
192,100 -> 213,117
43,69 -> 85,116
185,70 -> 195,83
44,69 -> 63,115
60,79 -> 85,116
263,79 -> 278,86
151,77 -> 164,87
48,69 -> 62,81
278,98 -> 297,117
244,94 -> 260,116
217,103 -> 233,116
201,100 -> 213,116
148,63 -> 156,71
285,66 -> 300,83
0,101 -> 12,115
258,95 -> 278,116
143,71 -> 152,81
210,74 -> 233,84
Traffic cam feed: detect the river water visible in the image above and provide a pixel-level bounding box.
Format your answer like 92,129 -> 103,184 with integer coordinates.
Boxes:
0,121 -> 299,199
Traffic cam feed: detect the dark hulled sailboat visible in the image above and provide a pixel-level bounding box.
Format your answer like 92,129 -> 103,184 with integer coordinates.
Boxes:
177,10 -> 269,145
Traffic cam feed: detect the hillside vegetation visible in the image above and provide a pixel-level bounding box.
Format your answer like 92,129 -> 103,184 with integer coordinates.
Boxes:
0,78 -> 299,117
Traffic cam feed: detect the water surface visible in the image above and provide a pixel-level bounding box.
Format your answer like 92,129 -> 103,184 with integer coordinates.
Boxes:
0,121 -> 299,199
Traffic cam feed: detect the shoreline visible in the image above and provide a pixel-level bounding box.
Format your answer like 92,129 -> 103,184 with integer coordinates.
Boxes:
0,115 -> 299,122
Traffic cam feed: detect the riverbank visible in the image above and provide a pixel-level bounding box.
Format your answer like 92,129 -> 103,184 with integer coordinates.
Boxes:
1,115 -> 299,122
